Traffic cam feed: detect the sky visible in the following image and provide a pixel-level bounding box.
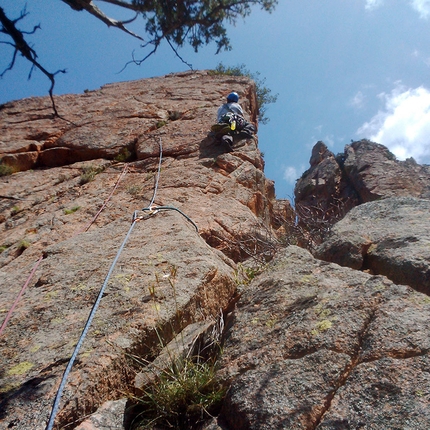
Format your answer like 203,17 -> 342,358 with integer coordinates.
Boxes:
1,0 -> 430,201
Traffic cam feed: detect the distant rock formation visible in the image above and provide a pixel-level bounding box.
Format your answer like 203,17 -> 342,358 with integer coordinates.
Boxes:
294,139 -> 430,248
1,74 -> 429,430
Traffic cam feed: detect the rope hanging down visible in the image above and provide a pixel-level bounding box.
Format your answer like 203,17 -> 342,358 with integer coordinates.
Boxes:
45,137 -> 198,429
45,219 -> 139,430
0,164 -> 128,338
0,255 -> 43,337
134,138 -> 199,231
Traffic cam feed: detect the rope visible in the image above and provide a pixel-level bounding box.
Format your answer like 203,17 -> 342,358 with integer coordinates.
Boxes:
0,165 -> 128,338
45,137 -> 198,428
137,137 -> 199,232
0,255 -> 43,337
79,164 -> 128,234
147,137 -> 163,209
45,219 -> 138,430
45,139 -> 164,429
137,205 -> 199,232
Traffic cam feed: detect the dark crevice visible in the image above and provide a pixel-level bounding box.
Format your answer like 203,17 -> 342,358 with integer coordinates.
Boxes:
311,306 -> 379,429
359,348 -> 430,363
360,242 -> 373,272
4,114 -> 58,124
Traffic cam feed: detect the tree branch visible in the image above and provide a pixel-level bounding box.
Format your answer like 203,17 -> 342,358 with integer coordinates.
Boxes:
61,0 -> 143,40
0,6 -> 66,117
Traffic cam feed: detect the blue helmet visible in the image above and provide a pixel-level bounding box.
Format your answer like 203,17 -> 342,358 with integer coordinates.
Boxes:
227,92 -> 239,103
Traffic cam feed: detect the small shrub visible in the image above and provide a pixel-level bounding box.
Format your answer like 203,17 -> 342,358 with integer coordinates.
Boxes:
18,240 -> 30,253
0,163 -> 13,177
234,263 -> 262,287
11,206 -> 20,216
156,120 -> 168,129
168,110 -> 181,121
55,174 -> 69,184
79,166 -> 104,185
127,185 -> 142,197
64,206 -> 80,215
115,148 -> 132,162
130,357 -> 226,430
128,268 -> 226,429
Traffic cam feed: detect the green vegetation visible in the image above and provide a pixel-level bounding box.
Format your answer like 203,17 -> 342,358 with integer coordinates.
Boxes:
234,263 -> 263,287
128,265 -> 226,429
115,148 -> 132,162
18,240 -> 30,252
79,165 -> 104,185
7,361 -> 34,376
127,185 -> 142,197
210,63 -> 278,124
156,120 -> 168,129
130,357 -> 225,430
11,206 -> 20,216
55,173 -> 69,184
64,206 -> 80,215
0,163 -> 13,177
311,319 -> 333,336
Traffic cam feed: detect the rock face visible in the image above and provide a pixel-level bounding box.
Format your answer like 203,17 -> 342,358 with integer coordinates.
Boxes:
0,71 -> 290,429
219,246 -> 430,429
1,74 -> 430,430
316,197 -> 430,295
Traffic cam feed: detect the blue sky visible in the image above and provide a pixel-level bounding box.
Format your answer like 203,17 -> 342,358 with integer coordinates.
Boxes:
2,0 -> 430,200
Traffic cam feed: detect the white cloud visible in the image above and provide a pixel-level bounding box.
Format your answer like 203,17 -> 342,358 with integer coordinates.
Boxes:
323,135 -> 335,148
365,0 -> 384,11
283,166 -> 299,183
410,0 -> 430,18
365,0 -> 430,19
350,91 -> 365,109
357,85 -> 430,163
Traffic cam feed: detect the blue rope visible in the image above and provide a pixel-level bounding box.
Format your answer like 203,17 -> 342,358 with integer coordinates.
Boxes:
46,137 -> 165,429
143,206 -> 199,232
45,219 -> 138,430
45,137 -> 198,428
139,138 -> 199,232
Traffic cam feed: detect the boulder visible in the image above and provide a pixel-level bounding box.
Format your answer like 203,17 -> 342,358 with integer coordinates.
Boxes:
343,140 -> 430,201
316,197 -> 430,295
217,246 -> 430,429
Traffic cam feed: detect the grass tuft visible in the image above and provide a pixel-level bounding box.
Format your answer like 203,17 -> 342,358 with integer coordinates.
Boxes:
0,163 -> 14,176
64,206 -> 80,215
130,356 -> 226,430
79,166 -> 104,185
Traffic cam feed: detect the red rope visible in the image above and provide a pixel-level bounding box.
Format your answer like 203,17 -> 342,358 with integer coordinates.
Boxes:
0,255 -> 43,336
78,164 -> 128,234
0,164 -> 128,336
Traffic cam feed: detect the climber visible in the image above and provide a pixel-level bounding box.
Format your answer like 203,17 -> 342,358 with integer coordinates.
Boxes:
211,91 -> 257,152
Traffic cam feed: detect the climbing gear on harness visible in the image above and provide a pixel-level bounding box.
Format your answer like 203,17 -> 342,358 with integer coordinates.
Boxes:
211,112 -> 246,136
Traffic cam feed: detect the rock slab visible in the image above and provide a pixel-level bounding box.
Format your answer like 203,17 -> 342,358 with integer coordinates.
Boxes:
316,197 -> 430,295
218,246 -> 430,429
